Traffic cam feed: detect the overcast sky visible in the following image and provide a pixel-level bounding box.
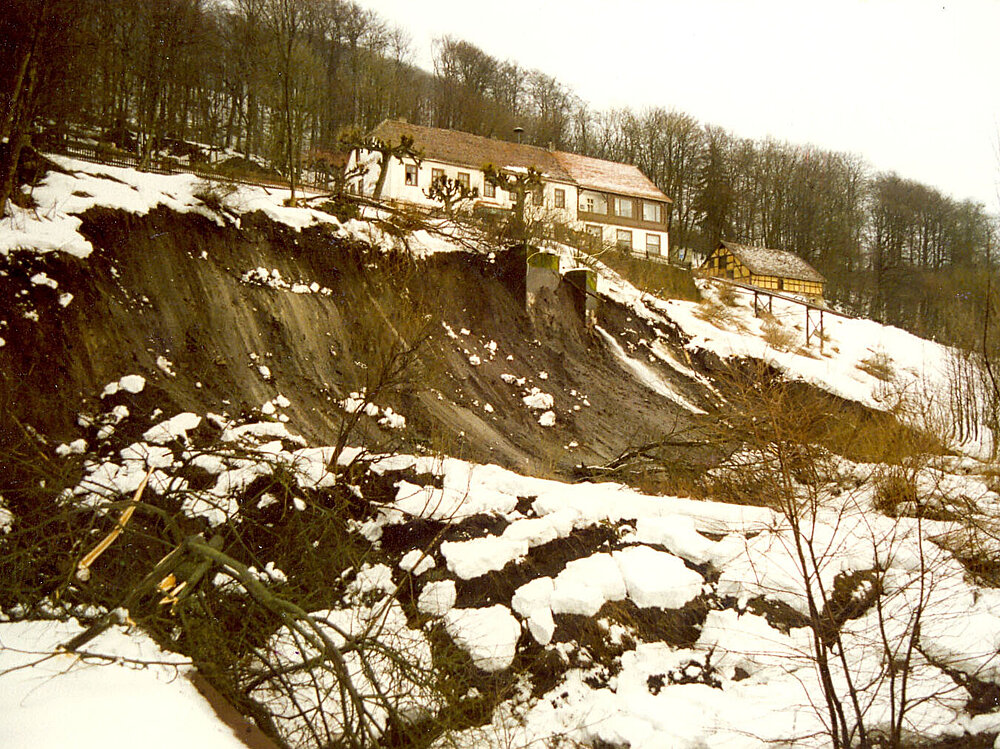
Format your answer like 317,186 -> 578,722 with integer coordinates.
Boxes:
361,0 -> 1000,210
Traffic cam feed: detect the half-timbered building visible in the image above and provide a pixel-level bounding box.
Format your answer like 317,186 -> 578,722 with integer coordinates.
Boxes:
701,240 -> 825,300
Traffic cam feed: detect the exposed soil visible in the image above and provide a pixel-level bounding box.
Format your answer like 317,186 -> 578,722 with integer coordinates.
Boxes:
0,206 -> 722,483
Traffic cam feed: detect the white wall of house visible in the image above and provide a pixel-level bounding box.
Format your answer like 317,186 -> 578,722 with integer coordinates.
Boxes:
525,181 -> 577,225
358,155 -> 436,205
348,150 -> 668,258
351,151 -> 577,222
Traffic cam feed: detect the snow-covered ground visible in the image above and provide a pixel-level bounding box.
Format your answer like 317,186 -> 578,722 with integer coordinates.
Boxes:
596,258 -> 994,459
0,620 -> 250,748
4,157 -> 1000,748
5,386 -> 996,747
0,155 -> 465,260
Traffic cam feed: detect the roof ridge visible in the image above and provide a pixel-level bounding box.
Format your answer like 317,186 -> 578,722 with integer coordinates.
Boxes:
378,119 -> 552,155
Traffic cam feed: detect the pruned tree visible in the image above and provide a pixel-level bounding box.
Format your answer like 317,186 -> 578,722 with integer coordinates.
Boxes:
340,129 -> 422,201
481,163 -> 543,243
424,173 -> 478,217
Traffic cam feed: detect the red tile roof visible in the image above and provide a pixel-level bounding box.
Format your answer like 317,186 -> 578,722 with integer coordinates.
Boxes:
369,120 -> 670,203
370,121 -> 572,182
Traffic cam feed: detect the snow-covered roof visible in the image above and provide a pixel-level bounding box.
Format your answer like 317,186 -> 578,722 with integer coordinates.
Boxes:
368,120 -> 670,203
551,150 -> 670,203
718,240 -> 825,284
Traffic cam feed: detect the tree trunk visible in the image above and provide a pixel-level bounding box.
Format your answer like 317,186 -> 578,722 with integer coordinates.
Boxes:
1,51 -> 32,144
0,58 -> 39,218
0,0 -> 51,217
283,65 -> 296,202
371,151 -> 390,200
513,189 -> 527,241
0,131 -> 29,218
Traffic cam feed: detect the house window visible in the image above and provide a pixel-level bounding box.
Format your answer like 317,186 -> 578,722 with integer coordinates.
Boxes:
643,201 -> 663,223
646,233 -> 661,255
586,224 -> 602,238
616,229 -> 632,251
431,168 -> 445,184
554,188 -> 566,209
484,181 -> 496,198
405,164 -> 418,186
579,191 -> 607,214
456,172 -> 470,190
614,197 -> 633,219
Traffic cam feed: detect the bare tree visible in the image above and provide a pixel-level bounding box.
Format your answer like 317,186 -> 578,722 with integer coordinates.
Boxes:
262,0 -> 319,201
0,0 -> 83,216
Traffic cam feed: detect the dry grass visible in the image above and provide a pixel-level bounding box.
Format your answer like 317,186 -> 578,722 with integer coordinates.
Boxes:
715,282 -> 739,307
761,316 -> 800,352
696,299 -> 740,329
859,348 -> 896,381
594,248 -> 701,302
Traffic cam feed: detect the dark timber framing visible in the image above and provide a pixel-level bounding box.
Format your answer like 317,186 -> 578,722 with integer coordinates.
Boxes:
701,240 -> 826,301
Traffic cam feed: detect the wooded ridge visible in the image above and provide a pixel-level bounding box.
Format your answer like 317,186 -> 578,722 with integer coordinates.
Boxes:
1,0 -> 996,351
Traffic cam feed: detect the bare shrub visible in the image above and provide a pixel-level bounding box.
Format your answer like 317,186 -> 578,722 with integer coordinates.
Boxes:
314,194 -> 360,222
701,361 -> 964,748
0,426 -> 450,749
193,179 -> 238,214
859,347 -> 895,381
761,315 -> 800,352
872,468 -> 918,516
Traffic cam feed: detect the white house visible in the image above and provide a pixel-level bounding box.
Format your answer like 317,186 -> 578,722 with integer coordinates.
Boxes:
352,120 -> 672,260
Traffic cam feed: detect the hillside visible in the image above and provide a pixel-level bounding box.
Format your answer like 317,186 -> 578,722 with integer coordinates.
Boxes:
2,157 -> 1000,749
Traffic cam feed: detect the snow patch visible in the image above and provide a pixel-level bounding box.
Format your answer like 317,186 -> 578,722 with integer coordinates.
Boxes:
101,374 -> 146,398
444,605 -> 521,672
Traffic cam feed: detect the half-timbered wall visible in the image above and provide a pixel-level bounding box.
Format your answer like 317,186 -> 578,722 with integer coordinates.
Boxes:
703,246 -> 749,281
702,246 -> 825,299
750,275 -> 824,297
